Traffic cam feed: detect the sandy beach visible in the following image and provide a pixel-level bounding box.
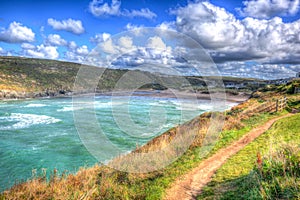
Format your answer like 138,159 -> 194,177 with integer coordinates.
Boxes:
95,89 -> 251,103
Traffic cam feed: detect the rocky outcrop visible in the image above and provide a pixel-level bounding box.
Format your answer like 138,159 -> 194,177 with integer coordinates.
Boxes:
0,89 -> 73,100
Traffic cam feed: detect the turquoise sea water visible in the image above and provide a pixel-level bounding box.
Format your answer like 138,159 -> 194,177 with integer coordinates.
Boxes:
0,94 -> 235,191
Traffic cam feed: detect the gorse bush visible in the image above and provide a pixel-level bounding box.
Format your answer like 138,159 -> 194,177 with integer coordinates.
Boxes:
254,145 -> 300,200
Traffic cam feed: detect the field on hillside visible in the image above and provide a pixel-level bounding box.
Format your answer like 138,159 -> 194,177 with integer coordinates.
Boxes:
0,56 -> 260,99
199,113 -> 300,200
2,80 -> 299,199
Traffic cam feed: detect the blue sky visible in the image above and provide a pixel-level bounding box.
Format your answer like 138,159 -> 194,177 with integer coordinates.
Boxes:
1,0 -> 300,79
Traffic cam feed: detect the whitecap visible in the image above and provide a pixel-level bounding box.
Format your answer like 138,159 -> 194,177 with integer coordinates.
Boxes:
24,103 -> 47,108
94,101 -> 125,108
140,132 -> 158,137
57,105 -> 86,112
57,106 -> 75,112
0,113 -> 61,130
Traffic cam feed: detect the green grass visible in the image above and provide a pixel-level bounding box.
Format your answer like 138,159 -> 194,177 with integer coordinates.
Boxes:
0,56 -> 259,97
2,64 -> 299,199
2,98 -> 291,199
211,112 -> 282,154
198,113 -> 300,200
100,111 -> 288,199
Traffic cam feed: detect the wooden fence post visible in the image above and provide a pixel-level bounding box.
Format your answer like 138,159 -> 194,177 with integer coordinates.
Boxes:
284,96 -> 287,109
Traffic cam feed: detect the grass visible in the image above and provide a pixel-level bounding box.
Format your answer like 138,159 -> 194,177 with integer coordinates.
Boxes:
255,145 -> 300,199
0,56 -> 259,99
0,56 -> 131,95
1,76 -> 299,199
198,113 -> 300,200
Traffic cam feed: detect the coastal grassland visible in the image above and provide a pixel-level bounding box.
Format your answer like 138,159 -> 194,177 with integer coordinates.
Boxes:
0,56 -> 130,97
198,113 -> 300,200
2,90 -> 298,199
0,56 -> 80,92
0,56 -> 260,99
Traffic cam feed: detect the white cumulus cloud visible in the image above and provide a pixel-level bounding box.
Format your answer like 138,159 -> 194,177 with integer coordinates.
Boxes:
65,44 -> 90,63
0,22 -> 35,43
238,0 -> 300,19
156,21 -> 176,31
89,0 -> 156,19
123,8 -> 157,19
25,44 -> 59,59
97,34 -> 182,68
45,34 -> 67,46
125,23 -> 145,36
76,45 -> 89,56
68,41 -> 77,50
100,38 -> 119,54
0,47 -> 6,55
118,36 -> 134,49
21,43 -> 35,49
89,0 -> 121,16
173,1 -> 300,65
147,36 -> 168,50
90,33 -> 111,43
47,18 -> 85,35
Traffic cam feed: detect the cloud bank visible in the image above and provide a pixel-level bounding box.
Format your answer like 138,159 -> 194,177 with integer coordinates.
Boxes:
172,1 -> 300,66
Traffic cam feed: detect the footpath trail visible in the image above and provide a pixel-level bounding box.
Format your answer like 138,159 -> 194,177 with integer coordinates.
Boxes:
164,113 -> 293,200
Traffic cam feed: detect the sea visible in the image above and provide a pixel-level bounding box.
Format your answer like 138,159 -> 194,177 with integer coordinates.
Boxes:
0,93 -> 236,191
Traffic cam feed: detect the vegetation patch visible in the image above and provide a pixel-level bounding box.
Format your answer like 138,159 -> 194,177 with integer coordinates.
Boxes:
198,113 -> 300,200
1,60 -> 299,199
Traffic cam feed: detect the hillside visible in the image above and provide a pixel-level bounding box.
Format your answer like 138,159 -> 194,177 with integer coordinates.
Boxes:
0,56 -> 128,98
0,56 -> 261,99
1,79 -> 299,199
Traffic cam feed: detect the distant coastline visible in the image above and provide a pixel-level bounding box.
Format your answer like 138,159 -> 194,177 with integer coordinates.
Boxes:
95,89 -> 251,103
0,56 -> 258,103
0,89 -> 250,103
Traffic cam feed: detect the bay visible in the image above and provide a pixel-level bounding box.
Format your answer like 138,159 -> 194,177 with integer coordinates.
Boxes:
0,94 -> 235,191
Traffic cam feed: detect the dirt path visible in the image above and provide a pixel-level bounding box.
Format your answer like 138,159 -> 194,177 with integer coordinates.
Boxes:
164,113 -> 293,200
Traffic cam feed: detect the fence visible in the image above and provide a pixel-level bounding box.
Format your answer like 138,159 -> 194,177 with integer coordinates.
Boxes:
242,97 -> 287,116
276,97 -> 287,112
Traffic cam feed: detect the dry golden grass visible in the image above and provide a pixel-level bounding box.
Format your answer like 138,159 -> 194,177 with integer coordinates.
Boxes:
2,85 -> 300,199
3,166 -> 103,200
0,84 -> 27,92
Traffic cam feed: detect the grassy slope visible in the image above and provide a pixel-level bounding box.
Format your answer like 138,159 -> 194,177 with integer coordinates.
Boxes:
0,56 -> 259,98
0,57 -> 298,199
0,111 -> 277,199
198,113 -> 300,199
2,86 -> 299,199
0,56 -> 80,92
0,56 -> 133,94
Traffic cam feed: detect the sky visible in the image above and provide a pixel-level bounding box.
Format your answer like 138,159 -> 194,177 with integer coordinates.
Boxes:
0,0 -> 300,79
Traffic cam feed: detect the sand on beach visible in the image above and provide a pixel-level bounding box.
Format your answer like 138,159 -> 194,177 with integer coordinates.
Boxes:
95,89 -> 250,103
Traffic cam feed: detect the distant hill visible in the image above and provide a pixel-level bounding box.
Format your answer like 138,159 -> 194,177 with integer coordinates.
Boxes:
0,56 -> 130,98
0,56 -> 261,99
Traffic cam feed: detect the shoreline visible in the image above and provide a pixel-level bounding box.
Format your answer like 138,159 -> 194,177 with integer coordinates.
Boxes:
0,89 -> 251,103
0,89 -> 251,195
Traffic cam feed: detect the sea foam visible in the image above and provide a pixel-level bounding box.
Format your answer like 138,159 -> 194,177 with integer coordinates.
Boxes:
24,103 -> 47,108
0,113 -> 61,130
